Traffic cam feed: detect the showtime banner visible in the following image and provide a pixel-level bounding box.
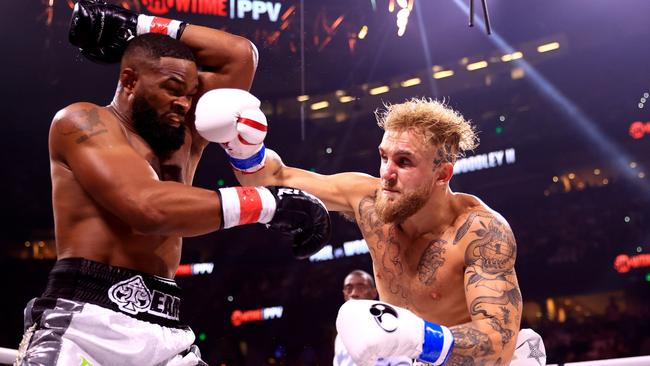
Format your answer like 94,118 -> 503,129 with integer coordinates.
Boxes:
140,0 -> 284,22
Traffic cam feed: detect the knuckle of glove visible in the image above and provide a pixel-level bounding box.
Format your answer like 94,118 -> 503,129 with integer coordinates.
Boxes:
69,0 -> 135,64
195,89 -> 261,143
236,108 -> 267,145
269,187 -> 331,259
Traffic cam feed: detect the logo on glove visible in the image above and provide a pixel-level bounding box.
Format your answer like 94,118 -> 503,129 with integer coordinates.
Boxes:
369,303 -> 399,333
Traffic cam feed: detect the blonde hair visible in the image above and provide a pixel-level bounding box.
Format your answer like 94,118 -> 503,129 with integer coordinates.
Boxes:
376,97 -> 478,163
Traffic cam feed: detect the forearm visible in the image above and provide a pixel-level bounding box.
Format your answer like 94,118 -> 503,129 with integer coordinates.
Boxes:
130,181 -> 223,237
180,24 -> 257,90
234,148 -> 285,186
449,319 -> 518,365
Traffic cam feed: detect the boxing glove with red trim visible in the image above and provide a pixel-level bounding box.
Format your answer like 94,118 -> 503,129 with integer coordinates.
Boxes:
69,0 -> 187,63
195,89 -> 268,173
217,186 -> 331,259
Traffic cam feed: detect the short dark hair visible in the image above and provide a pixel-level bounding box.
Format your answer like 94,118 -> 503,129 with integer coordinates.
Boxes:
347,269 -> 376,289
122,33 -> 195,64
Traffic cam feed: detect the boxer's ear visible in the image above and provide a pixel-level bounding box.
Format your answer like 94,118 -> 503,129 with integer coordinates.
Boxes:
119,68 -> 138,95
435,162 -> 454,185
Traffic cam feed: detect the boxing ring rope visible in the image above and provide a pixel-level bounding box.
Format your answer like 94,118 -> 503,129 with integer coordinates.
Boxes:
1,347 -> 649,366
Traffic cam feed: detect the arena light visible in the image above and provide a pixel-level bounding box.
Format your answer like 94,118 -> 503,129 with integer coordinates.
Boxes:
433,70 -> 454,79
358,25 -> 368,39
400,77 -> 421,87
511,67 -> 525,80
628,121 -> 650,139
296,95 -> 309,102
310,101 -> 329,110
339,95 -> 355,103
455,0 -> 650,198
394,0 -> 413,37
537,42 -> 560,53
467,60 -> 488,71
369,85 -> 390,95
501,51 -> 523,62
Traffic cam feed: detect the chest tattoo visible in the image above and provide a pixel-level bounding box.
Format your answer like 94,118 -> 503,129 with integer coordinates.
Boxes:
358,196 -> 407,299
416,239 -> 447,285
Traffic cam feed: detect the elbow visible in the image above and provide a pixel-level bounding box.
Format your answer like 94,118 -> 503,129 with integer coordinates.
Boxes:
127,199 -> 170,236
130,208 -> 167,235
490,331 -> 517,365
231,36 -> 258,72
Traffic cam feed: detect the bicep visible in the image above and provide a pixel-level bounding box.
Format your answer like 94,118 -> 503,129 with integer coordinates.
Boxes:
460,214 -> 522,350
51,109 -> 159,219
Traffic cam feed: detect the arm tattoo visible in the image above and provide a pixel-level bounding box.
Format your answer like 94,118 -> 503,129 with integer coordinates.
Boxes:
500,306 -> 511,325
456,215 -> 522,361
358,195 -> 407,298
56,108 -> 108,144
451,326 -> 494,357
488,317 -> 514,346
417,239 -> 446,285
464,219 -> 516,273
447,354 -> 475,366
454,211 -> 493,245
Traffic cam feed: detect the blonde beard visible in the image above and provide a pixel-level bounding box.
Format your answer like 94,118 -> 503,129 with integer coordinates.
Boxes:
374,183 -> 432,224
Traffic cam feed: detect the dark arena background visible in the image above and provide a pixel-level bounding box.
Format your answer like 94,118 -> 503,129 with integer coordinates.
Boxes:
1,0 -> 649,365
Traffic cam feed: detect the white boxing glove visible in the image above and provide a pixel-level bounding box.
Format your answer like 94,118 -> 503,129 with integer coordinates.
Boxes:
195,89 -> 268,173
336,300 -> 454,366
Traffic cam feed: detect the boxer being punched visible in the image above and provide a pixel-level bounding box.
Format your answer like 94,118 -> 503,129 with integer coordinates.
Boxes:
16,3 -> 330,365
196,92 -> 545,365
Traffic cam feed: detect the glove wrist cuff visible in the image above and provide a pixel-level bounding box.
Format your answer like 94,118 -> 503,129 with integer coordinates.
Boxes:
218,186 -> 276,229
137,14 -> 186,39
419,322 -> 454,365
228,144 -> 266,173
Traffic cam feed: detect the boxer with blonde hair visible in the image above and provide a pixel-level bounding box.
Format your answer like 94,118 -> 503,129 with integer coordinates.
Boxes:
196,93 -> 546,365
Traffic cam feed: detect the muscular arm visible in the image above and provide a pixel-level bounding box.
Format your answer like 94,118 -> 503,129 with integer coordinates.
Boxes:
235,148 -> 378,212
179,24 -> 257,150
51,103 -> 223,237
180,24 -> 257,91
448,212 -> 522,365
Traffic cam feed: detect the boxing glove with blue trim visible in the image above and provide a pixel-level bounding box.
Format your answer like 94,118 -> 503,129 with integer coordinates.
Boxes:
336,300 -> 454,366
194,89 -> 268,173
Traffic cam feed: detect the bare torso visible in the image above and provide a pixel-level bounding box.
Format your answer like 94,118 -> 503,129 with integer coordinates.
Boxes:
50,104 -> 203,278
355,193 -> 487,326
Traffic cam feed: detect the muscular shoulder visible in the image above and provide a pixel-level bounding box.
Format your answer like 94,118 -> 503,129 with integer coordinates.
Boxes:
452,199 -> 516,267
50,103 -> 126,161
51,102 -> 113,130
